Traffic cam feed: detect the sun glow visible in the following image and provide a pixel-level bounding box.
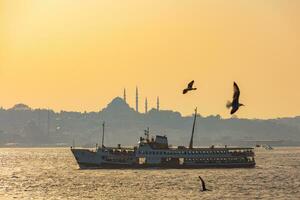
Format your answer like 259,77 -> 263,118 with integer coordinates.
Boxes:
1,0 -> 300,118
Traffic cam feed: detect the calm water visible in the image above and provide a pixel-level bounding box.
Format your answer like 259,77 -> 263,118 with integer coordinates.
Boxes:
0,147 -> 299,200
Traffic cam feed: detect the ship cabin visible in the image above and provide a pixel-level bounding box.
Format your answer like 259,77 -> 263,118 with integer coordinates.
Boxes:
138,135 -> 169,150
136,132 -> 255,167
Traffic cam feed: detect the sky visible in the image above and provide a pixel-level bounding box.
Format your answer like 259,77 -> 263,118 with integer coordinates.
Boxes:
0,0 -> 299,119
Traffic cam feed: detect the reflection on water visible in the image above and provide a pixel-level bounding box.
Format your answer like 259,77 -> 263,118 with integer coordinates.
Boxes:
0,147 -> 299,199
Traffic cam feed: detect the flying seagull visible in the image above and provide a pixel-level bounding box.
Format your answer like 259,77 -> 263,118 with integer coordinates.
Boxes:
183,80 -> 197,94
226,82 -> 244,115
199,176 -> 210,192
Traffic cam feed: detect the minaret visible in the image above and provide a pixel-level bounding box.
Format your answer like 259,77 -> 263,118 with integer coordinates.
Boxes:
123,88 -> 126,103
47,109 -> 50,136
145,97 -> 148,113
136,87 -> 139,112
157,96 -> 160,111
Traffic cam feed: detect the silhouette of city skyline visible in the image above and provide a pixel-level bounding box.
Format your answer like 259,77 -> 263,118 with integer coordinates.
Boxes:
0,96 -> 299,147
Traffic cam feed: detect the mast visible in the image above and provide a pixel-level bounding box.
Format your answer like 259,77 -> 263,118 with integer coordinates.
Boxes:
72,136 -> 75,148
144,127 -> 150,141
102,121 -> 105,148
189,107 -> 197,149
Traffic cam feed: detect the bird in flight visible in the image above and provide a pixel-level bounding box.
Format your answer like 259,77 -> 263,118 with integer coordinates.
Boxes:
183,80 -> 197,94
226,82 -> 245,115
199,176 -> 210,192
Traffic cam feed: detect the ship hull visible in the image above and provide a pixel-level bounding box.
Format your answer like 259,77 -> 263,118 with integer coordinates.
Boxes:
76,162 -> 255,169
72,148 -> 255,169
71,147 -> 255,169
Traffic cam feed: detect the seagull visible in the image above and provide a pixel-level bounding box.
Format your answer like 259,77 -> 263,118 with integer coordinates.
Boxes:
199,176 -> 210,192
183,80 -> 197,94
226,82 -> 245,115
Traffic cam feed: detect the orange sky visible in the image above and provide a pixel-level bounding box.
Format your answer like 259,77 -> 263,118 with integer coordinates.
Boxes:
1,0 -> 300,118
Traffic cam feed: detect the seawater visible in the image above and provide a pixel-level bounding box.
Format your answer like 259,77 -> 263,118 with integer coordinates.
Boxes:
0,147 -> 299,200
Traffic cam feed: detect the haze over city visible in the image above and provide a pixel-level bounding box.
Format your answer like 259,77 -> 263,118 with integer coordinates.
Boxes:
1,1 -> 300,200
1,0 -> 300,119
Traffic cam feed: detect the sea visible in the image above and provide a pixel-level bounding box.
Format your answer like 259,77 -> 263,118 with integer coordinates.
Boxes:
0,147 -> 299,200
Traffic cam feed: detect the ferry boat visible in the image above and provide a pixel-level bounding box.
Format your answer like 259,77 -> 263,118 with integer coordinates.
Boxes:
71,109 -> 255,169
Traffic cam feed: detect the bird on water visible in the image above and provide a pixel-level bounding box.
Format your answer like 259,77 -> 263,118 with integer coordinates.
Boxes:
199,176 -> 210,192
226,82 -> 244,115
183,80 -> 197,94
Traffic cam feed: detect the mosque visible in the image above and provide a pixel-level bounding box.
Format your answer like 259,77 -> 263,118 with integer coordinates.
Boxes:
123,87 -> 160,113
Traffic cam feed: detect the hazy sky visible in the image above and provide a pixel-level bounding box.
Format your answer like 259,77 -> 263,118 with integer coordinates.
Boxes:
1,0 -> 299,118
